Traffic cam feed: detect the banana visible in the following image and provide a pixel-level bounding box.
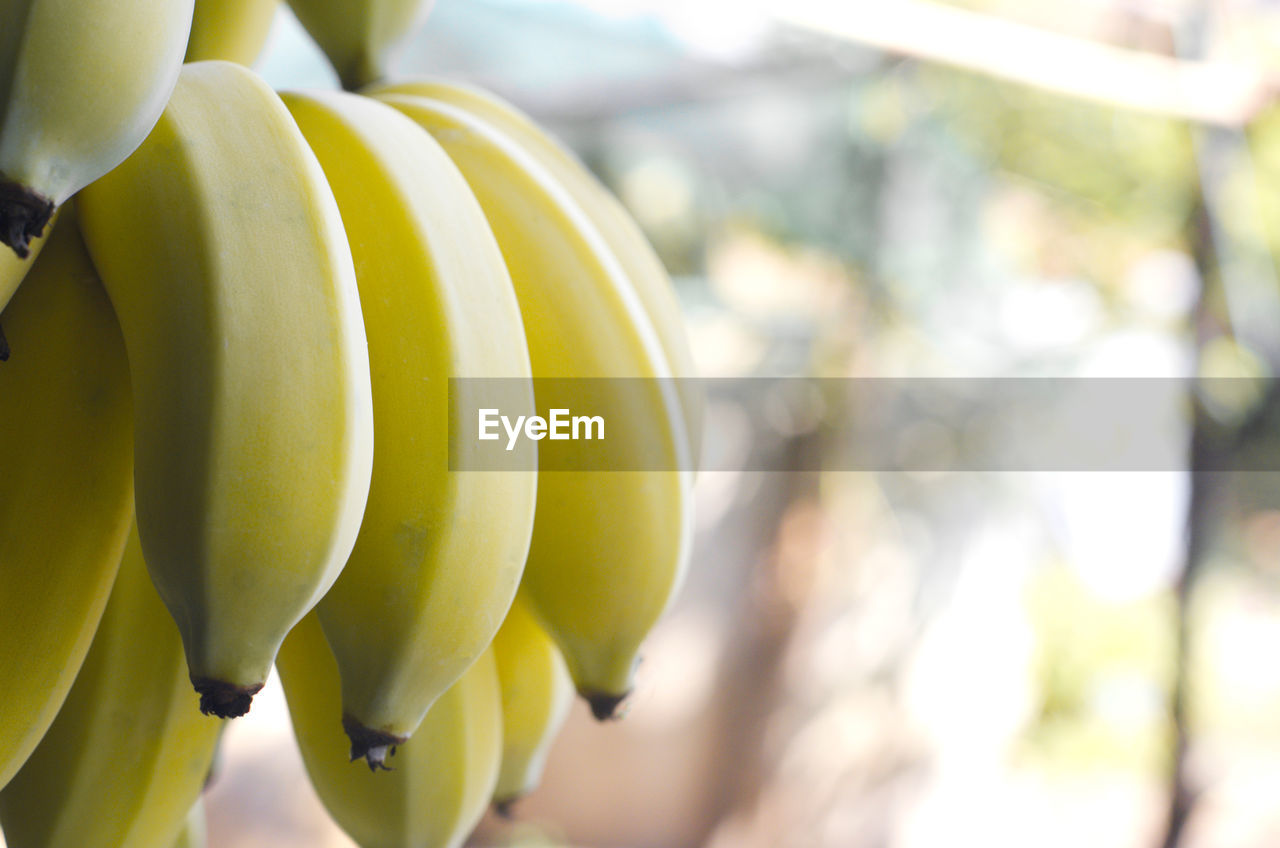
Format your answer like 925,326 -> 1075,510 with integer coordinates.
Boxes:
0,0 -> 193,257
378,92 -> 694,719
370,78 -> 703,466
0,208 -> 133,789
0,208 -> 54,359
185,0 -> 280,65
491,596 -> 574,813
284,0 -> 435,90
277,613 -> 502,848
76,60 -> 375,719
280,89 -> 535,769
0,524 -> 224,848
171,800 -> 207,848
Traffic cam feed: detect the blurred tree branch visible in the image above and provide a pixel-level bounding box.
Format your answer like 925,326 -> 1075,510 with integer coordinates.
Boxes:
691,434 -> 825,848
1160,194 -> 1217,848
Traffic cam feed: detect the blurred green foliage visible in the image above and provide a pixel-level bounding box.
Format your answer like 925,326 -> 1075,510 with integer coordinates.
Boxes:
922,69 -> 1197,240
1022,564 -> 1177,771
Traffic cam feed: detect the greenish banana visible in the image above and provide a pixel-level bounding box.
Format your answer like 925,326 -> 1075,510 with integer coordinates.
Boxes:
0,0 -> 193,256
77,60 -> 375,719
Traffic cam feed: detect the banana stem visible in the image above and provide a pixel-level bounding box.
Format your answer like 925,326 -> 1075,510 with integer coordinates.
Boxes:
582,689 -> 629,722
342,713 -> 407,771
0,180 -> 55,259
339,54 -> 384,94
191,677 -> 263,718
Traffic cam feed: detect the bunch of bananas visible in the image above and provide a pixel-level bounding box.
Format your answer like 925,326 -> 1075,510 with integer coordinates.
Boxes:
0,2 -> 699,847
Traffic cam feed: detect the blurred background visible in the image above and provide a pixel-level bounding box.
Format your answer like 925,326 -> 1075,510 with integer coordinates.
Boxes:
197,1 -> 1280,846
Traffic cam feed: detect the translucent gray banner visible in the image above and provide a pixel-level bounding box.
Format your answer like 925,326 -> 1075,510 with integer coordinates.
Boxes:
446,378 -> 1279,471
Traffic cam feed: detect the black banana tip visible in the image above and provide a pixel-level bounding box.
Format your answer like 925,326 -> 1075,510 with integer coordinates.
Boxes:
342,714 -> 407,772
192,678 -> 263,718
0,180 -> 54,259
583,689 -> 630,721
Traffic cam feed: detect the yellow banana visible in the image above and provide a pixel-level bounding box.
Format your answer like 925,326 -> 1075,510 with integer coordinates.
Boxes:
285,0 -> 435,90
185,0 -> 280,65
378,92 -> 694,719
370,78 -> 703,466
0,0 -> 193,257
0,525 -> 224,848
0,208 -> 133,789
281,89 -> 535,769
76,60 -> 375,719
277,614 -> 502,848
171,800 -> 206,848
491,596 -> 574,812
